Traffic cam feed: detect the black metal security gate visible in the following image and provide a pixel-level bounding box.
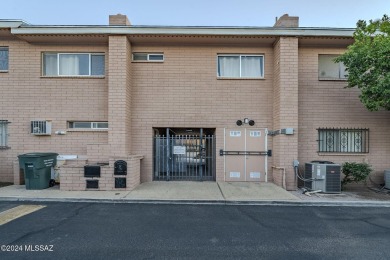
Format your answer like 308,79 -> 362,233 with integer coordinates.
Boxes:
153,128 -> 216,181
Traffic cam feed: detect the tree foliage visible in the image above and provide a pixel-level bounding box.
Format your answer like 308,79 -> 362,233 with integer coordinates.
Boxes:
335,15 -> 390,111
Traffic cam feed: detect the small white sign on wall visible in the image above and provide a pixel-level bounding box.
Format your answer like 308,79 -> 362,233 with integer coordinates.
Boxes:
230,172 -> 241,178
250,131 -> 261,137
250,172 -> 261,178
173,146 -> 186,155
230,131 -> 241,137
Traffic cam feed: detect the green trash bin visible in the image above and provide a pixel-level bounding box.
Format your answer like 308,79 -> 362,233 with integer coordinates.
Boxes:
18,153 -> 58,190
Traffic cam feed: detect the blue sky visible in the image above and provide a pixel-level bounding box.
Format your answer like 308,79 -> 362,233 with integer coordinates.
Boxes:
1,0 -> 389,28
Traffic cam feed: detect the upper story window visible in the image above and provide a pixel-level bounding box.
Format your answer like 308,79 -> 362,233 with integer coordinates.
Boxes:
42,53 -> 105,76
0,120 -> 10,149
318,128 -> 369,153
217,55 -> 264,78
318,54 -> 347,80
68,121 -> 108,129
132,53 -> 164,62
0,47 -> 9,72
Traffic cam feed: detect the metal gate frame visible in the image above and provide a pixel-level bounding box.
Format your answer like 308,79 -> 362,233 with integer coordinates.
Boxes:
153,128 -> 216,181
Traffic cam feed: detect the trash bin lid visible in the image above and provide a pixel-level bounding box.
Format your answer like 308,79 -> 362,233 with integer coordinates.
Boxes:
18,152 -> 59,158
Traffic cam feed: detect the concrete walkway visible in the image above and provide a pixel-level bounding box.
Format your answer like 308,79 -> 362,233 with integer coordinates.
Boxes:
0,182 -> 297,203
0,182 -> 389,206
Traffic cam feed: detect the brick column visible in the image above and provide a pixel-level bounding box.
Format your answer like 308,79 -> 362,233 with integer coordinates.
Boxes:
108,36 -> 132,157
272,37 -> 299,190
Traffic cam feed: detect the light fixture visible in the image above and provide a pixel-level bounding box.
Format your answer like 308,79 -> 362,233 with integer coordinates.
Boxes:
236,118 -> 255,126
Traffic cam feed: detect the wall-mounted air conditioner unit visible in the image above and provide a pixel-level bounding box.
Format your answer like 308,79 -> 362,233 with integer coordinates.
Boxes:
304,161 -> 341,193
31,120 -> 52,135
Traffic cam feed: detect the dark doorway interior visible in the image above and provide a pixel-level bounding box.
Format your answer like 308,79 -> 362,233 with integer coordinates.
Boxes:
153,128 -> 216,181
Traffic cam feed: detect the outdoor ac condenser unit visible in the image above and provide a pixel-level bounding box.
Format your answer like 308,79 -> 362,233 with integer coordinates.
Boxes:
304,162 -> 341,193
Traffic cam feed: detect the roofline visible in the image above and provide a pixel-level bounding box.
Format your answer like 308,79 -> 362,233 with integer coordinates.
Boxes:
10,26 -> 355,37
0,20 -> 30,28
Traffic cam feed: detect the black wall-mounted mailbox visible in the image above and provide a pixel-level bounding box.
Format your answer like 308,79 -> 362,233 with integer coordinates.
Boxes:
86,180 -> 99,189
114,160 -> 127,175
84,165 -> 101,177
115,178 -> 126,188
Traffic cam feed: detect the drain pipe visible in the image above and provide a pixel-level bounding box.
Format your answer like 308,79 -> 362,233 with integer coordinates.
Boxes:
272,166 -> 286,190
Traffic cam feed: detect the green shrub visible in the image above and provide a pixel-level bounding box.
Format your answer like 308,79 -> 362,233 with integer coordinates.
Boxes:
341,162 -> 372,189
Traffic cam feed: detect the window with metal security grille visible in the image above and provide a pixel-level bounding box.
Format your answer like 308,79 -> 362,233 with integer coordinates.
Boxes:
318,54 -> 347,80
0,47 -> 9,71
68,121 -> 108,129
217,55 -> 264,78
42,53 -> 105,76
31,121 -> 52,135
0,120 -> 10,149
317,128 -> 369,153
132,53 -> 164,62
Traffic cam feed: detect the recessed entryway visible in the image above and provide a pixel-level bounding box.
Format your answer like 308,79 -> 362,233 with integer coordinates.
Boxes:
153,128 -> 216,181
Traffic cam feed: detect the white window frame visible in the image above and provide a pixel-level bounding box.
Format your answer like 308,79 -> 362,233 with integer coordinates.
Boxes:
132,53 -> 164,62
0,120 -> 10,148
68,121 -> 108,130
0,47 -> 9,72
42,52 -> 105,77
318,54 -> 347,80
217,54 -> 264,78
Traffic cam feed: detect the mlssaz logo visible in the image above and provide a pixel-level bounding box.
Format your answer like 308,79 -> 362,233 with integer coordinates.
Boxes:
25,245 -> 54,252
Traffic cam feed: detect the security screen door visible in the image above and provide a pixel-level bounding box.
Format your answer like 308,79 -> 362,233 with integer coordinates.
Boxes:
224,128 -> 267,182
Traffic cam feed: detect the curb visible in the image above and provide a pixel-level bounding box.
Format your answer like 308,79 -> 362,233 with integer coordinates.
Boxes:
1,197 -> 390,207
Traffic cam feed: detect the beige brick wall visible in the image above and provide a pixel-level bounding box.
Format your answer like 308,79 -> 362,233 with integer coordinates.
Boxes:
272,37 -> 299,190
60,155 -> 142,191
130,45 -> 274,183
2,33 -> 389,191
108,36 -> 132,157
298,47 -> 390,184
0,39 -> 109,182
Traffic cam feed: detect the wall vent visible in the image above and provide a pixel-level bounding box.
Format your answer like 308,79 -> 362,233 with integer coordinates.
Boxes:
31,120 -> 52,135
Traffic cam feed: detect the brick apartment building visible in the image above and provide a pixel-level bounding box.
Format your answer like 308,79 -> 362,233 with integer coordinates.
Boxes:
0,14 -> 389,191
